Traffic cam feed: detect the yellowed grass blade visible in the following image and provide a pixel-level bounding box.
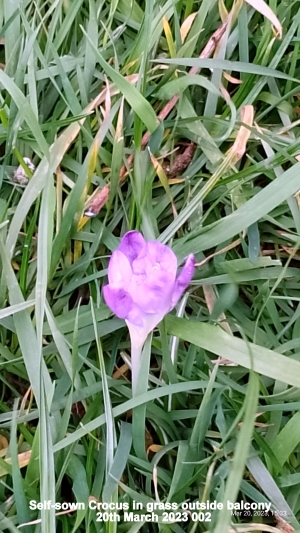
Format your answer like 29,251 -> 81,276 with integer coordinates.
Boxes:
218,0 -> 228,21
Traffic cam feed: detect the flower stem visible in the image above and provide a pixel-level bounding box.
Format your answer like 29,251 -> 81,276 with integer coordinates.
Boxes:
129,332 -> 152,459
130,340 -> 143,397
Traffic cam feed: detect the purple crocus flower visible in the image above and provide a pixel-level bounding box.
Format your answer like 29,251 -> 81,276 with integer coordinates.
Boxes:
103,231 -> 195,348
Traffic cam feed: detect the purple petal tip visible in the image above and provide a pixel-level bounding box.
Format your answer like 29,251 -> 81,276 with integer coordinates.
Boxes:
171,254 -> 195,307
118,231 -> 146,263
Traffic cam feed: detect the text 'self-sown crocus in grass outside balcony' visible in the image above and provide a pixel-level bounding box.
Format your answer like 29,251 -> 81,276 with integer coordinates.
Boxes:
103,231 -> 195,392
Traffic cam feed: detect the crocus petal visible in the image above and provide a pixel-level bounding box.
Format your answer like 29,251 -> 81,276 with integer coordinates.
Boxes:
103,285 -> 134,319
171,254 -> 195,308
132,254 -> 174,288
132,241 -> 177,291
131,254 -> 151,276
126,306 -> 144,327
107,250 -> 132,289
128,272 -> 173,314
103,230 -> 195,347
145,241 -> 178,279
118,231 -> 146,264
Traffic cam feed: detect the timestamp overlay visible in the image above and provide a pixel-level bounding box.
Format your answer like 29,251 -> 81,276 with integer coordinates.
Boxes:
27,499 -> 290,525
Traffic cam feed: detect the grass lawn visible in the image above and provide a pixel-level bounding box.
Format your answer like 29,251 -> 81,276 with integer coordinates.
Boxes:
1,0 -> 300,532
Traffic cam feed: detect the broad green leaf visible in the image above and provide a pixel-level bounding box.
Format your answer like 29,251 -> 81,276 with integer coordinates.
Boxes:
165,316 -> 300,389
155,57 -> 298,82
174,161 -> 300,259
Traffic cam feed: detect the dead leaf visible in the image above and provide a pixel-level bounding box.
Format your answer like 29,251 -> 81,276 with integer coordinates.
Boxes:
12,157 -> 35,185
245,0 -> 282,39
180,12 -> 197,43
147,444 -> 162,454
203,285 -> 233,336
195,237 -> 242,267
275,516 -> 295,533
83,18 -> 230,218
211,358 -> 238,366
167,143 -> 196,178
227,105 -> 254,164
113,363 -> 129,379
0,436 -> 8,450
0,450 -> 31,477
223,72 -> 242,84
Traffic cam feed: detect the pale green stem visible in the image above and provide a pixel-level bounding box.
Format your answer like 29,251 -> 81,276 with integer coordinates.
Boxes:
130,338 -> 144,397
130,332 -> 153,459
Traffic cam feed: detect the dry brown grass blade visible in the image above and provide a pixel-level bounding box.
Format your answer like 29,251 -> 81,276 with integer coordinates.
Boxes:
211,357 -> 238,366
203,285 -> 233,335
227,105 -> 254,164
147,444 -> 162,454
198,235 -> 244,339
84,17 -> 229,217
245,0 -> 282,39
0,450 -> 32,477
180,12 -> 198,43
195,238 -> 242,267
275,517 -> 295,533
223,72 -> 242,85
112,363 -> 129,379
